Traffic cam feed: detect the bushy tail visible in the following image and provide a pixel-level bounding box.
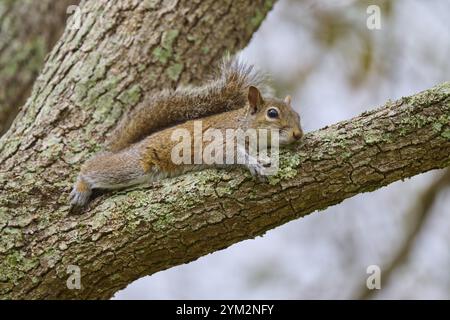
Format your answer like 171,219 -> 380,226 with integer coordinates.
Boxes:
107,55 -> 271,152
218,54 -> 267,91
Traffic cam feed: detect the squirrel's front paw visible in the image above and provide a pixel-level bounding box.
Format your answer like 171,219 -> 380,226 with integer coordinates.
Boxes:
69,178 -> 92,207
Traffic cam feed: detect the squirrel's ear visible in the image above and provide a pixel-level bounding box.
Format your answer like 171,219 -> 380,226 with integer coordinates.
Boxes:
284,95 -> 292,105
248,86 -> 264,114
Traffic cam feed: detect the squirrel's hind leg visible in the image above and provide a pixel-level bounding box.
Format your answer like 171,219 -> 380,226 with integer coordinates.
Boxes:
69,149 -> 149,207
70,176 -> 93,207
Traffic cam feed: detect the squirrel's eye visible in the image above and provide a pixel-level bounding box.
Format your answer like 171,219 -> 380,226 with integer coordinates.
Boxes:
267,108 -> 279,119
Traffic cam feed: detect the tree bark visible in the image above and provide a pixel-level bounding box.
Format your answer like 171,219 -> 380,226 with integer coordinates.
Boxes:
0,0 -> 79,136
0,0 -> 448,299
0,0 -> 277,299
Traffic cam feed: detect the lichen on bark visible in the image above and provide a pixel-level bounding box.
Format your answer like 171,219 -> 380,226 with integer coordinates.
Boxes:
0,0 -> 80,136
0,0 -> 278,299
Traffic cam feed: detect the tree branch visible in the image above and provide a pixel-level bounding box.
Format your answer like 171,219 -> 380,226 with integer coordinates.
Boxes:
0,0 -> 277,299
0,0 -> 448,300
0,0 -> 79,136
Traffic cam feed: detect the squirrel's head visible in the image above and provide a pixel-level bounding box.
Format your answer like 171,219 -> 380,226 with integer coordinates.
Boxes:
245,86 -> 303,145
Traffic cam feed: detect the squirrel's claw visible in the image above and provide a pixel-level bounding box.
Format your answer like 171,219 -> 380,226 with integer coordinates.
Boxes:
247,161 -> 270,183
69,178 -> 92,208
69,189 -> 91,207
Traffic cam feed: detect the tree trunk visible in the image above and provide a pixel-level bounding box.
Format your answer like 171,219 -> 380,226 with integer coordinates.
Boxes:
0,0 -> 277,299
0,0 -> 79,136
0,0 -> 448,299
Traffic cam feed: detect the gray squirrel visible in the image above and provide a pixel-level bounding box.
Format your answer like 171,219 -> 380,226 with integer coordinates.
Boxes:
70,57 -> 303,207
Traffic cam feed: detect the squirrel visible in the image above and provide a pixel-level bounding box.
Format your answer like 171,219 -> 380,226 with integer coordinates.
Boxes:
107,57 -> 268,152
70,58 -> 303,207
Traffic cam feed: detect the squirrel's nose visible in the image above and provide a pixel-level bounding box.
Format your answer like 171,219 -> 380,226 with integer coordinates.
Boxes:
293,130 -> 303,141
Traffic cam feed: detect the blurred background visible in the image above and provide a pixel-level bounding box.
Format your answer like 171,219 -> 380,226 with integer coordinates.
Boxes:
114,0 -> 450,299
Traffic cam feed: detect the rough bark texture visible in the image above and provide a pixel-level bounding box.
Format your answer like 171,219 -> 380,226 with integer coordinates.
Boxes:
0,0 -> 448,300
0,0 -> 79,136
0,0 -> 277,299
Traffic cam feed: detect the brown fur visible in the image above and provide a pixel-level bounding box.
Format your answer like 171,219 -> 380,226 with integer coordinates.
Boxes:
136,93 -> 302,174
107,57 -> 267,152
